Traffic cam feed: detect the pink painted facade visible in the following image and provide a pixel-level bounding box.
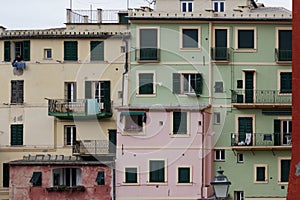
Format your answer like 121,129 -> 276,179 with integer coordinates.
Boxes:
9,164 -> 112,200
116,109 -> 213,199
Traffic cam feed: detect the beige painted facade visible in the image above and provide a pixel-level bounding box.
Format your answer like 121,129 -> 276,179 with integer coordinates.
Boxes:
0,11 -> 128,199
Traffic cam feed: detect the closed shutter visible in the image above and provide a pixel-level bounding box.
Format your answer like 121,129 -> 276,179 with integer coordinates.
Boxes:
173,73 -> 181,94
139,73 -> 153,94
3,163 -> 9,187
173,112 -> 187,134
238,30 -> 254,49
11,124 -> 23,146
149,161 -> 165,182
64,41 -> 78,61
256,167 -> 265,181
178,168 -> 190,183
4,41 -> 11,62
125,168 -> 137,183
90,41 -> 104,61
274,119 -> 281,145
195,73 -> 203,95
103,81 -> 111,112
280,72 -> 292,93
85,81 -> 92,99
22,40 -> 30,61
281,160 -> 290,182
11,80 -> 24,104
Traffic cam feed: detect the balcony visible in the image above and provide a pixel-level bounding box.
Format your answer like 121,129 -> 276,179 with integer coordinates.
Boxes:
47,99 -> 112,120
231,90 -> 291,108
231,132 -> 292,151
275,49 -> 292,62
73,140 -> 116,156
211,47 -> 230,61
136,48 -> 160,62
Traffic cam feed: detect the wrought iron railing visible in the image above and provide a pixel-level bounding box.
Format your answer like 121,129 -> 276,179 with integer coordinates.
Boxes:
231,132 -> 292,147
136,48 -> 160,62
73,140 -> 116,154
275,48 -> 292,62
211,47 -> 230,61
231,90 -> 292,104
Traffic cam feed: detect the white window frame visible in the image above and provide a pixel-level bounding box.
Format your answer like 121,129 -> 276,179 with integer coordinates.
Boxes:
52,168 -> 82,186
177,70 -> 201,95
237,153 -> 244,163
170,111 -> 190,137
254,164 -> 268,183
176,166 -> 192,185
234,191 -> 244,200
65,82 -> 76,102
123,166 -> 139,185
64,125 -> 76,146
214,149 -> 225,161
120,112 -> 146,135
180,27 -> 201,50
181,1 -> 193,12
136,70 -> 156,96
214,112 -> 221,125
213,0 -> 225,12
44,48 -> 52,59
235,27 -> 257,52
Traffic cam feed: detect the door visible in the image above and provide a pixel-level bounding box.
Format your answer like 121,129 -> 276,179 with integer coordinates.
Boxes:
238,117 -> 253,145
65,82 -> 76,102
244,71 -> 254,103
215,29 -> 228,60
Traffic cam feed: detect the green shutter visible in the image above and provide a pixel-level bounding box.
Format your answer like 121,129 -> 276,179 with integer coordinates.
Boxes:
195,73 -> 203,95
173,73 -> 181,94
22,40 -> 30,61
256,167 -> 265,181
139,73 -> 154,94
274,119 -> 281,146
103,81 -> 111,113
4,41 -> 11,62
11,124 -> 23,146
91,41 -> 104,61
108,129 -> 117,153
238,117 -> 252,143
281,160 -> 290,182
3,163 -> 9,187
30,172 -> 42,186
125,168 -> 137,183
64,41 -> 78,61
173,112 -> 187,134
178,168 -> 190,183
150,161 -> 165,182
85,81 -> 92,99
280,72 -> 292,93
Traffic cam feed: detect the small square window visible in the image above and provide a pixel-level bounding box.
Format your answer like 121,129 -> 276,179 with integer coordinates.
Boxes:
214,82 -> 223,93
237,80 -> 243,89
214,112 -> 221,125
182,29 -> 199,49
44,49 -> 52,59
254,165 -> 268,183
138,73 -> 154,95
237,153 -> 244,163
96,171 -> 105,185
30,172 -> 42,186
181,1 -> 193,12
125,167 -> 138,184
213,1 -> 225,12
215,150 -> 225,161
234,191 -> 244,200
238,29 -> 255,49
178,167 -> 191,184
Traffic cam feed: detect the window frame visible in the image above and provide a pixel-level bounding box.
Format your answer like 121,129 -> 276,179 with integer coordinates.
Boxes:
254,164 -> 268,183
64,125 -> 76,146
148,160 -> 167,184
214,149 -> 225,161
181,1 -> 193,12
120,112 -> 146,135
11,80 -> 24,104
177,166 -> 192,185
278,157 -> 291,184
136,71 -> 156,96
213,0 -> 225,12
234,191 -> 244,200
278,70 -> 292,95
90,40 -> 104,61
44,48 -> 52,59
235,27 -> 257,51
171,111 -> 190,136
137,27 -> 160,62
173,71 -> 203,95
64,41 -> 78,61
65,82 -> 77,102
180,27 -> 201,50
124,167 -> 139,185
10,124 -> 24,146
52,168 -> 82,187
237,153 -> 244,163
276,27 -> 292,62
30,172 -> 42,187
214,112 -> 221,125
96,171 -> 105,185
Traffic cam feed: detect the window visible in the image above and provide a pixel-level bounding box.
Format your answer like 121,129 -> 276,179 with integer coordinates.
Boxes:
279,158 -> 291,183
122,112 -> 146,133
277,29 -> 292,61
138,28 -> 159,61
181,1 -> 193,12
4,40 -> 30,61
213,1 -> 225,12
138,73 -> 154,95
125,167 -> 138,184
173,112 -> 188,135
237,29 -> 255,49
11,124 -> 23,146
215,150 -> 225,161
234,191 -> 244,200
96,171 -> 105,185
214,112 -> 221,125
237,153 -> 244,163
173,73 -> 203,95
52,168 -> 82,186
65,82 -> 77,102
4,41 -> 11,61
214,82 -> 223,93
274,119 -> 292,146
181,28 -> 199,49
30,172 -> 42,186
90,41 -> 104,61
280,72 -> 292,94
85,81 -> 111,112
44,49 -> 52,59
64,41 -> 78,61
177,167 -> 191,184
149,160 -> 165,183
3,163 -> 9,187
11,80 -> 24,104
65,126 -> 76,146
254,165 -> 268,183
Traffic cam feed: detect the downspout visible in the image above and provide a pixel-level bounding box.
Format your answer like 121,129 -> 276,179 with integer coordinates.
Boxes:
122,35 -> 129,106
208,21 -> 213,105
201,110 -> 205,198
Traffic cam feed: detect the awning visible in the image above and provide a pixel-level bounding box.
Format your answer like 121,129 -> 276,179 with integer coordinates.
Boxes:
120,111 -> 145,116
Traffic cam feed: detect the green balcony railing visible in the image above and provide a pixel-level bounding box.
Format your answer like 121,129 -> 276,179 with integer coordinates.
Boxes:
47,99 -> 112,120
211,47 -> 230,61
136,48 -> 160,62
275,48 -> 292,62
231,90 -> 291,104
231,132 -> 292,147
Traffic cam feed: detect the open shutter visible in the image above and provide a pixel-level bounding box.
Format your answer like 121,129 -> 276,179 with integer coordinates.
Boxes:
85,81 -> 92,99
173,73 -> 181,94
195,73 -> 203,95
22,40 -> 30,61
274,119 -> 281,146
103,81 -> 111,113
4,41 -> 11,62
73,127 -> 76,146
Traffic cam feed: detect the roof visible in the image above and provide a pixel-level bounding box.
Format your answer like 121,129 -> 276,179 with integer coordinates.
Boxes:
250,7 -> 292,14
116,104 -> 211,111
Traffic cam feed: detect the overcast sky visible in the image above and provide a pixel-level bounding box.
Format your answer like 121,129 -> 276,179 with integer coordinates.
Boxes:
0,0 -> 292,30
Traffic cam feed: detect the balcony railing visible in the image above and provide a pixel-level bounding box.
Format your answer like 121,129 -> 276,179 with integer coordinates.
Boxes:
231,132 -> 292,147
231,90 -> 291,108
136,48 -> 160,62
73,140 -> 116,155
211,47 -> 230,61
47,99 -> 112,120
275,48 -> 292,62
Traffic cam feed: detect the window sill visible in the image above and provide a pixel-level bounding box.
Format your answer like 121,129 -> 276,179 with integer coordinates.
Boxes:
176,183 -> 193,186
254,181 -> 268,184
278,181 -> 289,185
136,94 -> 156,97
122,182 -> 140,186
214,160 -> 225,162
276,61 -> 292,65
146,182 -> 168,185
180,48 -> 201,51
278,92 -> 292,96
234,49 -> 257,53
170,133 -> 190,138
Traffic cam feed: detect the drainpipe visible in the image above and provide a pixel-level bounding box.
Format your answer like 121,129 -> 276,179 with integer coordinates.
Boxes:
121,39 -> 129,106
208,22 -> 213,105
201,110 -> 205,198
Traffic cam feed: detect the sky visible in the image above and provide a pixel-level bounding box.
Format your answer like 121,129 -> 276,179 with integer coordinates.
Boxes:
0,0 -> 292,30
